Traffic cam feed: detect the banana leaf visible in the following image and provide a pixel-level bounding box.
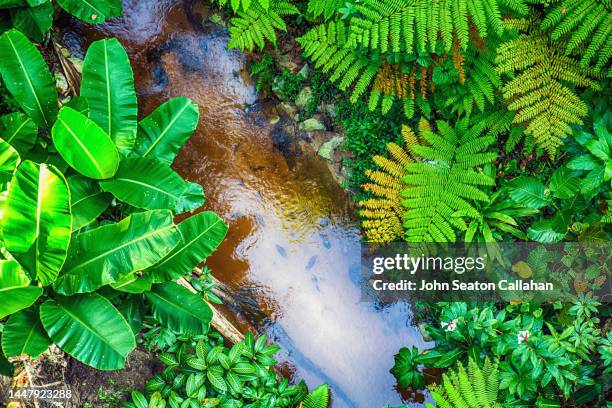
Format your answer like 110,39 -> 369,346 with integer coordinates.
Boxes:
0,259 -> 42,319
133,97 -> 199,164
54,210 -> 181,295
1,305 -> 51,358
0,112 -> 37,154
52,106 -> 120,179
81,38 -> 137,155
0,29 -> 58,128
148,211 -> 228,283
40,293 -> 136,370
67,174 -> 112,231
1,161 -> 71,285
9,1 -> 53,42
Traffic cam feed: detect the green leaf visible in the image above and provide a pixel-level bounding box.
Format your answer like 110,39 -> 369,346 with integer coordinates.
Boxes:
301,384 -> 329,408
52,106 -> 120,179
207,369 -> 227,393
81,38 -> 137,155
99,157 -> 187,210
527,214 -> 569,243
144,282 -> 213,335
0,29 -> 58,128
54,0 -> 111,24
117,295 -> 144,335
0,137 -> 20,188
174,181 -> 205,214
67,174 -> 112,231
1,161 -> 71,285
0,342 -> 14,376
111,272 -> 152,293
133,97 -> 199,165
54,210 -> 181,295
0,112 -> 37,154
506,176 -> 550,209
148,211 -> 228,283
550,167 -> 579,199
65,96 -> 89,115
9,1 -> 53,42
131,390 -> 148,408
40,293 -> 135,370
0,259 -> 42,319
1,306 -> 51,358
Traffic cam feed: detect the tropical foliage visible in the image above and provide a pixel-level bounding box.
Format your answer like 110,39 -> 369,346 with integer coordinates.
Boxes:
0,0 -> 123,41
126,331 -> 330,408
392,298 -> 611,406
0,30 -> 228,371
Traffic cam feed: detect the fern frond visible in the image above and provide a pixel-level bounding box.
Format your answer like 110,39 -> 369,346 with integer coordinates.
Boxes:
306,0 -> 343,20
401,119 -> 496,242
541,0 -> 612,75
227,0 -> 299,52
496,25 -> 600,155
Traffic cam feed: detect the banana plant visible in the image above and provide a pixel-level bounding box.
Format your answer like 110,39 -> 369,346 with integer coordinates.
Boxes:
0,0 -> 122,42
0,29 -> 228,371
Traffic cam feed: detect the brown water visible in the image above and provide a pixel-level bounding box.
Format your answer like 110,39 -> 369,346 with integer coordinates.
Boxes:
60,1 -> 427,406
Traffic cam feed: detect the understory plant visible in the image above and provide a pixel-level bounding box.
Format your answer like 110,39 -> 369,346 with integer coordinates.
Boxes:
126,331 -> 330,408
0,0 -> 123,42
391,299 -> 611,406
0,30 -> 228,372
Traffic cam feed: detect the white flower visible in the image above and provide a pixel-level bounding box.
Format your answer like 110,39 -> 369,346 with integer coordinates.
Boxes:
517,330 -> 530,344
441,319 -> 458,332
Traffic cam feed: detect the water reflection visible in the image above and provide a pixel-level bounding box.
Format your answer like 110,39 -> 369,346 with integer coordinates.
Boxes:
60,1 -> 427,406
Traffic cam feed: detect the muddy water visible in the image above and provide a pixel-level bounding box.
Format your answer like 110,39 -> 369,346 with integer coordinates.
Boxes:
60,1 -> 426,406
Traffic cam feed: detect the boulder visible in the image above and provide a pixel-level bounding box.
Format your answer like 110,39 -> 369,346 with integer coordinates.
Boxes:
317,135 -> 344,161
295,86 -> 313,110
299,118 -> 326,132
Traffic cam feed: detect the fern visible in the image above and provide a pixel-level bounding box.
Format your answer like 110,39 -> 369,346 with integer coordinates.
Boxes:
307,0 -> 343,20
300,384 -> 330,408
428,358 -> 503,408
541,0 -> 612,76
214,0 -> 272,13
297,21 -> 382,103
347,0 -> 529,54
496,22 -> 601,156
359,125 -> 417,242
401,118 -> 497,242
227,0 -> 299,52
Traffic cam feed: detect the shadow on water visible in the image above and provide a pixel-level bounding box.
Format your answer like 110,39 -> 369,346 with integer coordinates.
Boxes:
59,1 -> 428,406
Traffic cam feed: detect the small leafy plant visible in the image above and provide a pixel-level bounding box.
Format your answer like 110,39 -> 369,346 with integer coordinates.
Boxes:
126,331 -> 330,408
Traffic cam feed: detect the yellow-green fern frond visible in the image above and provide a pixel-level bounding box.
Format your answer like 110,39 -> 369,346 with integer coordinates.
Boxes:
359,137 -> 415,243
306,0 -> 343,20
496,23 -> 600,156
541,0 -> 612,76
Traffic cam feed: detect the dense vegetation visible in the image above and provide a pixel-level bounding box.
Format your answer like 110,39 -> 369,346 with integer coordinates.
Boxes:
217,0 -> 611,406
0,0 -> 610,406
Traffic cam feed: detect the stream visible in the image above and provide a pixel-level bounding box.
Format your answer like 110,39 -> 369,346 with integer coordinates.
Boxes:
59,1 -> 426,406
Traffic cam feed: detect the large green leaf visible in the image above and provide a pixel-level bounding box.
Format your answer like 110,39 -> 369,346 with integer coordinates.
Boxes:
133,97 -> 200,164
54,0 -> 113,24
9,1 -> 53,42
116,295 -> 143,336
1,161 -> 71,285
144,282 -> 212,335
549,167 -> 579,199
81,38 -> 137,155
0,112 -> 37,154
54,210 -> 181,295
0,341 -> 13,376
0,259 -> 42,319
175,181 -> 205,214
0,29 -> 58,128
40,293 -> 136,370
0,137 -> 20,188
506,176 -> 550,209
52,106 -> 120,180
1,306 -> 51,358
148,211 -> 228,283
99,157 -> 188,211
0,0 -> 28,7
111,272 -> 152,293
68,174 -> 112,231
